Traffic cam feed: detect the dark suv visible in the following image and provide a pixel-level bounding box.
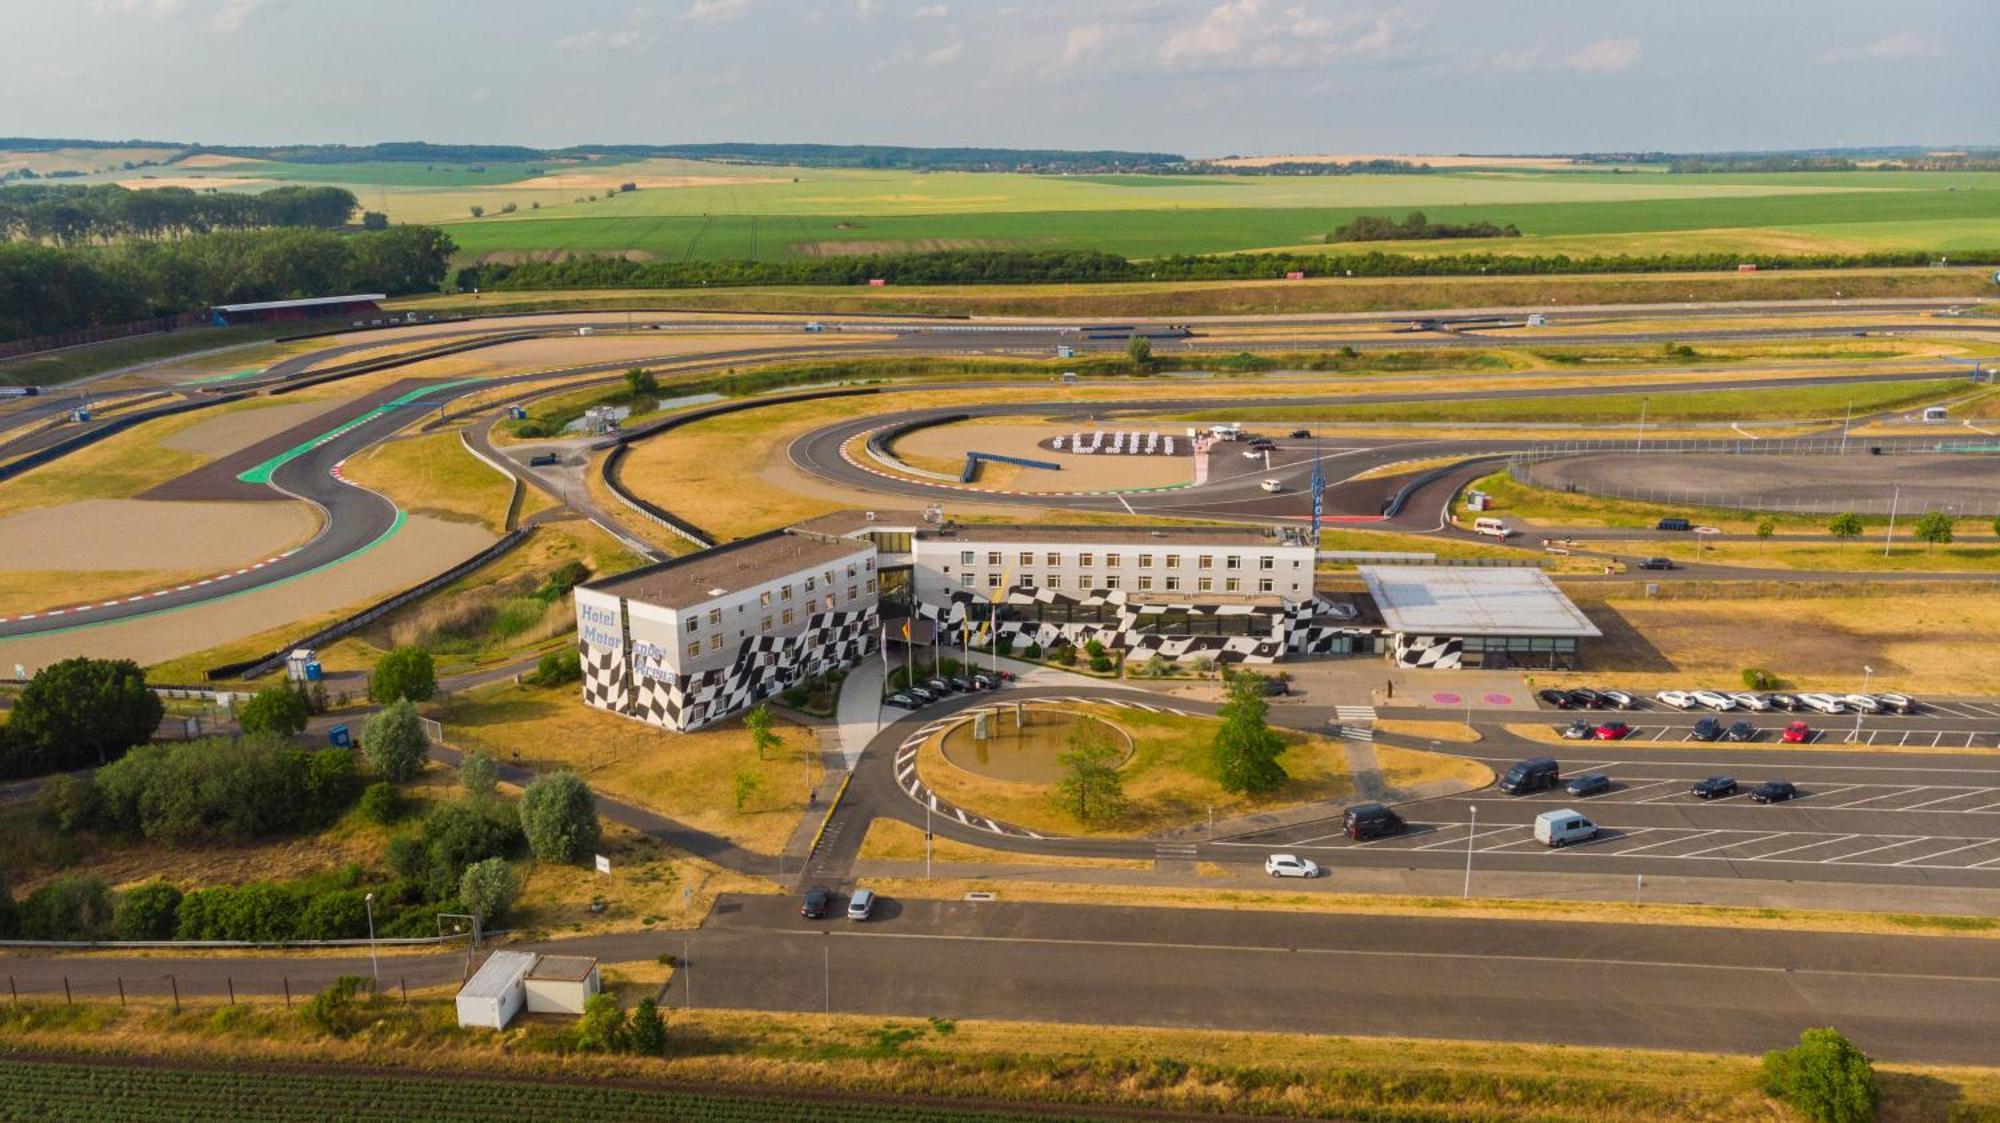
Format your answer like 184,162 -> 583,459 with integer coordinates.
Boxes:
1343,802 -> 1407,840
1498,756 -> 1561,794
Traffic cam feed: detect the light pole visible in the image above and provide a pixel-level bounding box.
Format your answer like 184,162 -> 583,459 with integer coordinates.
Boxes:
364,892 -> 378,984
1883,485 -> 1900,557
1462,805 -> 1477,898
925,802 -> 933,880
1840,401 -> 1853,454
1636,397 -> 1648,451
1861,664 -> 1874,694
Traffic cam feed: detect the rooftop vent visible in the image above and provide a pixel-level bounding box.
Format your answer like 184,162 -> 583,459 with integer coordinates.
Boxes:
706,587 -> 728,597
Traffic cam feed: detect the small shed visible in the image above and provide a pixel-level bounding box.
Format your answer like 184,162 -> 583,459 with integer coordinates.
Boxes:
524,955 -> 602,1015
455,950 -> 535,1029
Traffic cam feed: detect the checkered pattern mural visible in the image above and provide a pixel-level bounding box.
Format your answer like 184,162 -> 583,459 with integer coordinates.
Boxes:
1391,633 -> 1463,670
580,606 -> 879,731
917,587 -> 1384,665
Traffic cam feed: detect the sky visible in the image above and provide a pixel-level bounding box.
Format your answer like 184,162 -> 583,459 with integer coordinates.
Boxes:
2,0 -> 1991,156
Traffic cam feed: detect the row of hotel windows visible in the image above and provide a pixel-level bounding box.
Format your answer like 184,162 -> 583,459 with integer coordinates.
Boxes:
684,578 -> 876,657
959,572 -> 1293,595
956,550 -> 1294,572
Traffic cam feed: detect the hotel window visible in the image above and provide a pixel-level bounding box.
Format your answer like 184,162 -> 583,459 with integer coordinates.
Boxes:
960,550 -> 975,565
1079,552 -> 1094,567
987,573 -> 1002,588
1045,552 -> 1060,567
865,558 -> 875,571
759,591 -> 772,608
1021,574 -> 1035,587
847,585 -> 858,601
686,641 -> 701,657
782,609 -> 795,625
1198,577 -> 1213,592
825,596 -> 836,611
1019,551 -> 1034,567
987,551 -> 1002,565
1259,556 -> 1275,570
1197,555 -> 1213,570
1225,578 -> 1241,593
960,574 -> 975,587
1138,553 -> 1153,568
1258,578 -> 1274,593
1105,575 -> 1121,589
1225,555 -> 1241,570
1137,576 -> 1153,591
1046,575 -> 1062,589
685,618 -> 699,634
1165,554 -> 1180,568
865,579 -> 876,593
824,570 -> 835,585
781,585 -> 793,601
1165,576 -> 1181,592
707,608 -> 722,625
707,634 -> 723,652
805,576 -> 816,591
1105,553 -> 1121,567
847,562 -> 858,578
761,616 -> 773,633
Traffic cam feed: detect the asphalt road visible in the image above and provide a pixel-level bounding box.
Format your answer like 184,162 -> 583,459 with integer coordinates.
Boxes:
662,894 -> 2000,1065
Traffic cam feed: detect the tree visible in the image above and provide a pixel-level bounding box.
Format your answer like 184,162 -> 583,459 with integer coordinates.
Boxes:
18,874 -> 114,940
624,367 -> 659,398
1762,1027 -> 1877,1123
361,210 -> 388,230
1213,672 -> 1288,794
1125,335 -> 1152,369
459,749 -> 498,799
368,647 -> 436,704
362,698 -> 428,782
112,881 -> 183,940
239,685 -> 311,738
744,704 -> 779,761
629,997 -> 667,1055
732,766 -> 762,813
468,205 -> 484,218
520,770 -> 601,863
1914,510 -> 1955,550
5,657 -> 163,775
35,773 -> 99,833
1054,721 -> 1126,825
576,992 -> 630,1052
1754,517 -> 1776,551
458,857 -> 519,923
1827,513 -> 1863,544
358,781 -> 403,823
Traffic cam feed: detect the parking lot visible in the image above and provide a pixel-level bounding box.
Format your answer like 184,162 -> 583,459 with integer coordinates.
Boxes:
1489,775 -> 2000,815
1541,720 -> 1993,748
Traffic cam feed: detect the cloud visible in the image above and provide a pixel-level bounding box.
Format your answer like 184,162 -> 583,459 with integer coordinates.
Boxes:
1820,30 -> 1939,64
856,0 -> 879,17
89,0 -> 188,14
556,27 -> 648,50
1062,22 -> 1108,63
1563,37 -> 1639,73
1158,0 -> 1260,65
678,0 -> 749,23
211,0 -> 266,32
914,3 -> 948,15
1157,1 -> 1409,71
924,41 -> 964,66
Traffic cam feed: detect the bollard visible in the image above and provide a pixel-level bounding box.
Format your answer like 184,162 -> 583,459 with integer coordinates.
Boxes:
170,975 -> 179,1014
228,977 -> 236,1006
283,977 -> 291,1008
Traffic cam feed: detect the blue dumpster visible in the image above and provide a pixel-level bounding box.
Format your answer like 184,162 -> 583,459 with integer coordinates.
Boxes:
328,724 -> 351,748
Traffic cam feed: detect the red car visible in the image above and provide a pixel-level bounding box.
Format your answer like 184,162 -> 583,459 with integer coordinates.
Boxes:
1781,721 -> 1812,744
1594,722 -> 1633,741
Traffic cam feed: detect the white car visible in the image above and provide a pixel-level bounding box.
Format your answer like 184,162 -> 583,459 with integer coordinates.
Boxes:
1842,693 -> 1884,714
1243,448 -> 1265,459
1654,690 -> 1696,710
1264,853 -> 1320,879
1260,478 -> 1284,493
1797,693 -> 1847,715
1691,690 -> 1737,712
1730,692 -> 1771,712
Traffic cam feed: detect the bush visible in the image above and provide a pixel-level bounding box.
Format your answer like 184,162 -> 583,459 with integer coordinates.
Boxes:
536,562 -> 591,602
239,685 -> 311,738
18,874 -> 114,941
175,882 -> 300,943
368,648 -> 436,704
1741,668 -> 1779,690
400,801 -> 525,902
112,881 -> 183,941
576,992 -> 629,1053
363,698 -> 428,782
301,975 -> 376,1037
294,891 -> 369,941
629,997 -> 667,1055
1054,644 -> 1078,666
458,857 -> 518,923
2,657 -> 162,779
35,773 -> 100,833
459,750 -> 498,799
359,781 -> 403,824
1023,642 -> 1043,660
94,737 -> 359,843
1089,654 -> 1114,673
528,648 -> 582,687
1084,639 -> 1107,658
1762,1027 -> 1877,1123
521,771 -> 601,863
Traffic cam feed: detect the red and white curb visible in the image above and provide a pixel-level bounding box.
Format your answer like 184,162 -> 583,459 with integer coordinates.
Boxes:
837,427 -> 1197,499
0,549 -> 306,624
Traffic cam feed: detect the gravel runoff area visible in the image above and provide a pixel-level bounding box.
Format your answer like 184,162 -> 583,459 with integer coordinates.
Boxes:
1518,451 -> 2000,515
0,498 -> 321,571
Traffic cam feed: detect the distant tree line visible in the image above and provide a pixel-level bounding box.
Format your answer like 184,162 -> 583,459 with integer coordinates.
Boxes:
0,183 -> 359,245
469,244 -> 2000,295
1174,159 -> 1437,176
0,225 -> 454,342
1329,211 -> 1521,242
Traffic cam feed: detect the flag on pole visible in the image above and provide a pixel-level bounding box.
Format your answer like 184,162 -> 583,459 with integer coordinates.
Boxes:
1310,460 -> 1324,544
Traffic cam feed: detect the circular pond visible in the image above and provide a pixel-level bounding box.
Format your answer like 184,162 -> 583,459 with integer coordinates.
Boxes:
937,706 -> 1134,784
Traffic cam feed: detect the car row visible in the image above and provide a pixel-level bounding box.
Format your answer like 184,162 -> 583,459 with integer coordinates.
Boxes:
801,885 -> 879,921
1559,719 -> 1633,741
1535,687 -> 1639,710
1501,756 -> 1803,806
1690,776 -> 1799,803
884,671 -> 1014,709
1653,689 -> 1914,715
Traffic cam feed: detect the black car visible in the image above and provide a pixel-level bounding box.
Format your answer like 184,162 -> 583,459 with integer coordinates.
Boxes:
1565,688 -> 1607,709
946,677 -> 972,692
1657,517 -> 1692,532
1498,756 -> 1562,794
1637,557 -> 1676,570
1565,772 -> 1612,798
972,673 -> 1000,690
800,886 -> 833,919
1343,802 -> 1407,840
1749,780 -> 1798,804
1725,720 -> 1757,743
1289,429 -> 1312,439
1690,716 -> 1723,741
884,692 -> 920,709
924,678 -> 953,694
1766,693 -> 1801,711
1537,688 -> 1575,710
904,686 -> 937,703
1690,775 -> 1738,800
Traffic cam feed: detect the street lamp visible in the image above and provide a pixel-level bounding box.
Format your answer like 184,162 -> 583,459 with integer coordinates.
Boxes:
363,892 -> 378,984
1861,665 -> 1874,694
1462,805 -> 1477,898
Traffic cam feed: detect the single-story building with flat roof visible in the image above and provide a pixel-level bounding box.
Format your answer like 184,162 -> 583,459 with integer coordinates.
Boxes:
1358,565 -> 1601,670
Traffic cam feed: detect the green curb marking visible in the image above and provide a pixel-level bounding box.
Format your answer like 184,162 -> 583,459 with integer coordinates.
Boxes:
180,367 -> 267,386
236,377 -> 486,484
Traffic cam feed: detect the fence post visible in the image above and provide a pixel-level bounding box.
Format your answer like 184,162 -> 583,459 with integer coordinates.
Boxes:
170,975 -> 179,1014
401,977 -> 408,1005
283,977 -> 291,1008
63,977 -> 71,1005
117,977 -> 125,1006
7,976 -> 14,1005
228,977 -> 236,1006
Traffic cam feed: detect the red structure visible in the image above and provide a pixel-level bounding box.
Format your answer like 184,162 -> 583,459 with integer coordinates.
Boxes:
208,293 -> 386,327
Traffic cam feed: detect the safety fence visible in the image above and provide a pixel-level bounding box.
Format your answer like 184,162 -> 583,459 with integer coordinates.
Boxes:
0,313 -> 210,361
0,392 -> 251,484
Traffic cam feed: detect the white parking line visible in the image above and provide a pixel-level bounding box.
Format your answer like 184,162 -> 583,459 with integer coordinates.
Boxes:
1899,788 -> 1996,811
1825,838 -> 1937,864
1755,833 -> 1863,860
1968,854 -> 2000,870
1826,786 -> 1926,809
1476,834 -> 1547,854
1678,831 -> 1789,859
1894,840 -> 1998,866
1799,784 -> 1860,802
1614,830 -> 1721,856
1413,825 -> 1514,851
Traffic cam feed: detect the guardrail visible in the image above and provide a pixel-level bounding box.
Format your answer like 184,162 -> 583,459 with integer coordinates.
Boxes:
0,391 -> 252,484
601,443 -> 715,548
1379,454 -> 1505,517
263,331 -> 547,397
457,430 -> 527,532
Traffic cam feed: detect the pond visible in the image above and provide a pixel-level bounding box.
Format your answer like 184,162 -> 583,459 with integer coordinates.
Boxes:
937,706 -> 1133,784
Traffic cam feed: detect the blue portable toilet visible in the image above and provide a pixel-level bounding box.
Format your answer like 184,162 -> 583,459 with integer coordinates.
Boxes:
329,724 -> 351,748
509,406 -> 528,420
304,660 -> 323,682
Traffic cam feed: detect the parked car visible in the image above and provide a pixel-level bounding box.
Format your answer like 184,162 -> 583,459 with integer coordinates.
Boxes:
904,686 -> 938,704
1637,556 -> 1677,570
1655,690 -> 1695,710
946,676 -> 972,692
1289,429 -> 1312,439
1875,692 -> 1916,714
1565,688 -> 1607,709
1534,809 -> 1600,848
1498,756 -> 1562,794
1725,720 -> 1757,743
972,673 -> 1000,690
1842,693 -> 1884,714
1561,719 -> 1595,740
846,888 -> 877,921
1689,776 -> 1739,800
1781,720 -> 1813,743
1690,716 -> 1723,741
1766,693 -> 1801,711
1657,517 -> 1692,531
1691,690 -> 1737,712
1749,780 -> 1799,804
1566,772 -> 1612,798
1242,447 -> 1266,459
1730,692 -> 1771,712
1599,689 -> 1638,710
1264,853 -> 1320,878
527,452 -> 560,467
1342,802 -> 1407,841
1539,688 -> 1576,710
1595,721 -> 1633,741
925,678 -> 954,695
1260,479 -> 1284,493
800,886 -> 833,919
1798,692 -> 1846,715
884,693 -> 920,709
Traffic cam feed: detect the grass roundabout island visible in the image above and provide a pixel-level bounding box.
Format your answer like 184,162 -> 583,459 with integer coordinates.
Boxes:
938,706 -> 1135,783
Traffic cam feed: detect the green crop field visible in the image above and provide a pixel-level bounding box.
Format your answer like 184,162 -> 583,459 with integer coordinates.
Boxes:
0,1058 -> 1134,1123
65,153 -> 2000,264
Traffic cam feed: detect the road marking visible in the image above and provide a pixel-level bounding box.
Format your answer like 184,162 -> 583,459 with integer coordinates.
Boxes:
1899,788 -> 1995,811
1825,838 -> 1939,864
1894,840 -> 1998,866
1826,786 -> 1926,809
1756,834 -> 1862,860
1413,825 -> 1514,851
1615,831 -> 1722,856
1677,831 -> 1789,859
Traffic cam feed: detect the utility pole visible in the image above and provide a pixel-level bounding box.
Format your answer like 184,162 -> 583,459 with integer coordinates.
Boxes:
1462,805 -> 1477,898
1841,401 -> 1854,454
1883,485 -> 1900,557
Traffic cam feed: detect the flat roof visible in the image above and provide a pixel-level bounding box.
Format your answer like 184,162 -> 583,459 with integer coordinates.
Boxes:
787,509 -> 932,537
586,529 -> 870,610
458,950 -> 535,1000
527,955 -> 598,983
920,524 -> 1301,548
212,293 -> 386,313
1358,566 -> 1601,639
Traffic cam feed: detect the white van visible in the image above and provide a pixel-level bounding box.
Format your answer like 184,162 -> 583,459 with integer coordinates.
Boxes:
1210,424 -> 1243,441
1473,517 -> 1514,539
1534,808 -> 1599,848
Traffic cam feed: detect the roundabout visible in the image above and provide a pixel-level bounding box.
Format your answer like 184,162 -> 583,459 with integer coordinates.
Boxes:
936,704 -> 1134,784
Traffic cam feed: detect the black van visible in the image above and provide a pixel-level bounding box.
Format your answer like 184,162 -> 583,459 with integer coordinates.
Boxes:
1656,517 -> 1692,532
1343,802 -> 1407,840
1498,756 -> 1561,794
